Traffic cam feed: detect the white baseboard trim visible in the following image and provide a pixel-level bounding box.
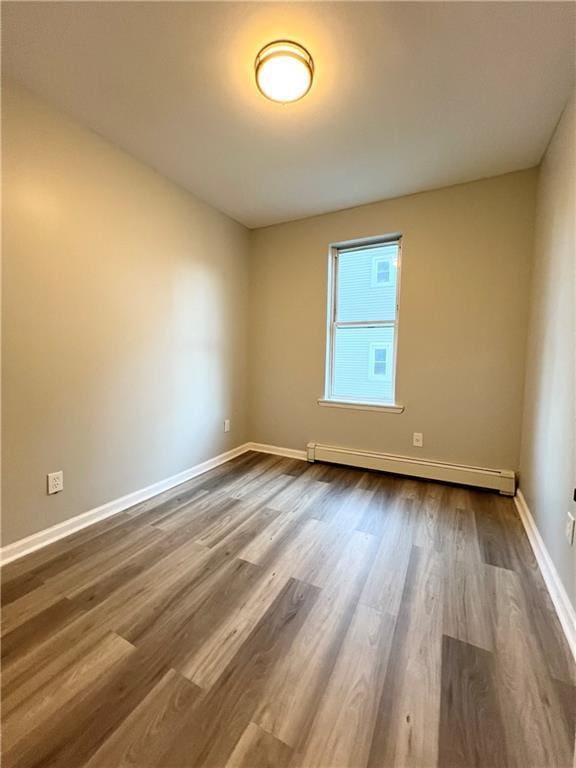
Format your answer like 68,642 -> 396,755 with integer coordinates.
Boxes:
306,442 -> 516,495
0,442 -> 252,566
514,489 -> 576,662
246,442 -> 308,461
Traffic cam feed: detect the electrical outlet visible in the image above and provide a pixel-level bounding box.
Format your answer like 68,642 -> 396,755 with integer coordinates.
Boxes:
413,432 -> 423,448
224,419 -> 231,433
566,512 -> 575,546
47,471 -> 64,495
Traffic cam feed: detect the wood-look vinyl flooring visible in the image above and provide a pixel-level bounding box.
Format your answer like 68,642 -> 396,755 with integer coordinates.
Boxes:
1,451 -> 575,768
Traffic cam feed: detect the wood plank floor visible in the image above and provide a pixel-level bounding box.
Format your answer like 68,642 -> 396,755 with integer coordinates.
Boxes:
2,451 -> 575,768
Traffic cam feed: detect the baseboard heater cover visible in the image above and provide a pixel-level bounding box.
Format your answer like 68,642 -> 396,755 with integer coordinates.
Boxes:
306,442 -> 516,495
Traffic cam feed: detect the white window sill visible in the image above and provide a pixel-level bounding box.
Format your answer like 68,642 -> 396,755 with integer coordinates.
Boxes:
317,398 -> 405,414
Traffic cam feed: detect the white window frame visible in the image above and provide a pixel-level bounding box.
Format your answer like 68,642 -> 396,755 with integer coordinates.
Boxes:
319,234 -> 404,413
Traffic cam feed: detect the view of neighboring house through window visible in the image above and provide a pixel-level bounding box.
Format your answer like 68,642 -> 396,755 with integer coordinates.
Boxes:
324,237 -> 401,405
371,256 -> 392,286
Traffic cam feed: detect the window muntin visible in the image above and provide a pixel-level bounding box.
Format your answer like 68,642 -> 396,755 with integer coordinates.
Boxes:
325,238 -> 401,405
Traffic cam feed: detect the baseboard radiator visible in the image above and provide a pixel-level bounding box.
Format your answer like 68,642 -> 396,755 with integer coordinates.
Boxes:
306,442 -> 516,495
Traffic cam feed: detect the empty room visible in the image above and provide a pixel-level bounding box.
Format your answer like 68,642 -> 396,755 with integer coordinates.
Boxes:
1,2 -> 575,767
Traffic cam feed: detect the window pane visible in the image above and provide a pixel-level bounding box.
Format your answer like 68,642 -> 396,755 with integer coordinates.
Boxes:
374,348 -> 386,363
332,325 -> 395,403
336,243 -> 398,322
377,261 -> 390,282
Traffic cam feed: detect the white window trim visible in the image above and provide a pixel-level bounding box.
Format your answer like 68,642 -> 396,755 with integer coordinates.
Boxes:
317,398 -> 405,413
322,234 -> 404,410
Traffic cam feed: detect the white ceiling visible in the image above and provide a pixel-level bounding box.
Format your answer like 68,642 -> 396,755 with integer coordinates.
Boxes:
3,2 -> 575,228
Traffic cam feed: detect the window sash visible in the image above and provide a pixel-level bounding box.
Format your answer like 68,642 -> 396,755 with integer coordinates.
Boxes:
333,320 -> 395,327
325,236 -> 401,405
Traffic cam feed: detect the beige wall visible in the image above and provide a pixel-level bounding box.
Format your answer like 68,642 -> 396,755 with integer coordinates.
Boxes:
249,170 -> 537,470
1,82 -> 544,553
520,90 -> 576,608
2,82 -> 250,545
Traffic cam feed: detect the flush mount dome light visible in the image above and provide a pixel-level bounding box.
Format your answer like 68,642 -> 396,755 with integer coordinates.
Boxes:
255,40 -> 314,103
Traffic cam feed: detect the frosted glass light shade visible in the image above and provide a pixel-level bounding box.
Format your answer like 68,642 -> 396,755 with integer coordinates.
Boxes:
255,41 -> 314,103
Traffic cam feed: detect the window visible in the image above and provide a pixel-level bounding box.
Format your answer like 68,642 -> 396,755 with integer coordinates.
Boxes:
371,256 -> 392,286
323,237 -> 401,408
369,342 -> 393,381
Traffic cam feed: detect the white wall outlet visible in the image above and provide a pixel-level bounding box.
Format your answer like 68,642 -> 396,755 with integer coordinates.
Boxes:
413,432 -> 423,448
566,512 -> 575,546
224,419 -> 231,433
47,470 -> 64,495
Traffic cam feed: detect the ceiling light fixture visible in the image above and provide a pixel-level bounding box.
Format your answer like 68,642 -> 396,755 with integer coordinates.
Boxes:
255,40 -> 314,103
